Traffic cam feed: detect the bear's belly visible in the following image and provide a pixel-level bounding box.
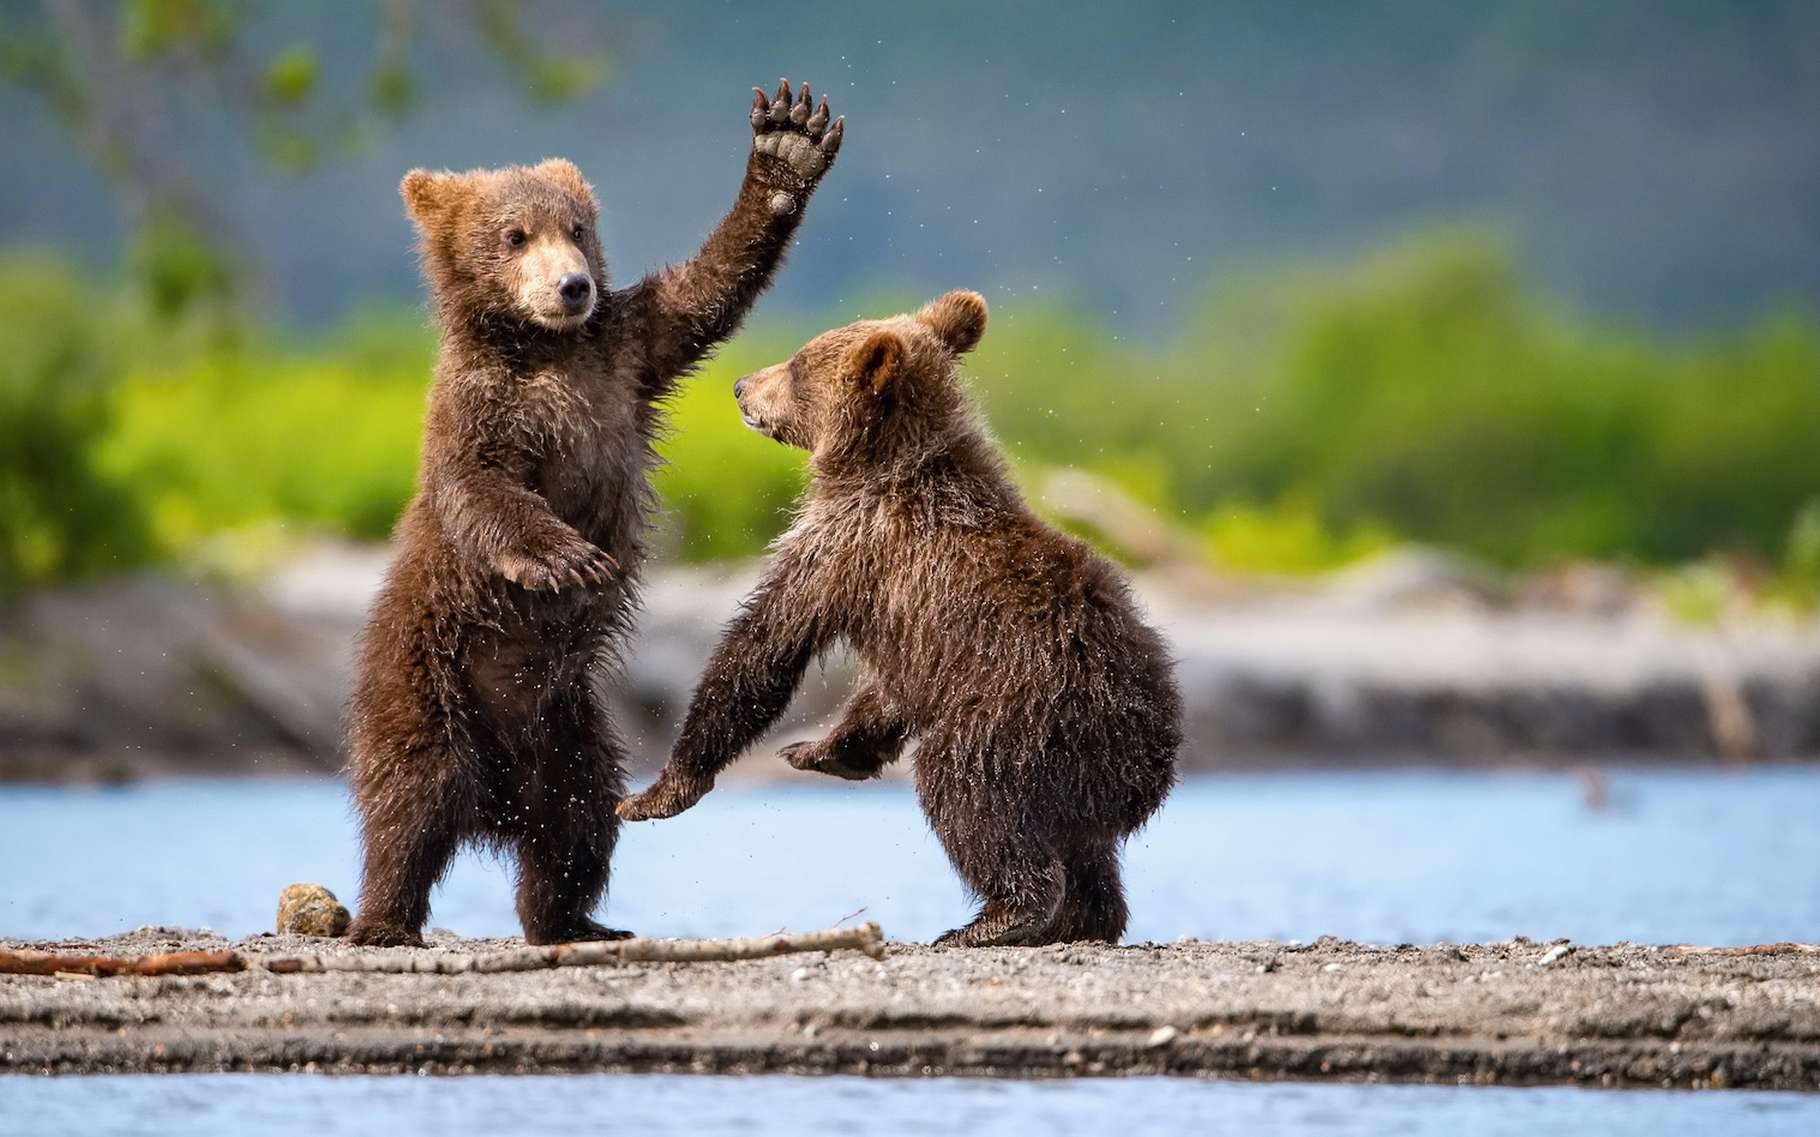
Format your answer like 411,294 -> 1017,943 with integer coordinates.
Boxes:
538,412 -> 653,556
463,621 -> 593,727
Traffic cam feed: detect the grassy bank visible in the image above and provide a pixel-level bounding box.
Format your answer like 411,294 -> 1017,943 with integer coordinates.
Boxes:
4,234 -> 1819,595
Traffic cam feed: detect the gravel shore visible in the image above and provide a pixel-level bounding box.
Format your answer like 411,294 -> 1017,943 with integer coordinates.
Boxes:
4,929 -> 1816,1089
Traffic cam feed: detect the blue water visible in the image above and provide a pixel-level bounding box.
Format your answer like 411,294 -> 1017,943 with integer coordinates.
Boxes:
3,769 -> 1819,1135
3,770 -> 1818,945
1,1075 -> 1816,1137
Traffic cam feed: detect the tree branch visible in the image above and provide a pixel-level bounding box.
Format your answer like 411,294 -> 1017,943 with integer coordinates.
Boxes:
264,922 -> 887,974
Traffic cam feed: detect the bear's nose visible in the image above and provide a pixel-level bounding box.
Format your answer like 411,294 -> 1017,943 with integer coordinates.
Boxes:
558,273 -> 593,309
733,379 -> 747,399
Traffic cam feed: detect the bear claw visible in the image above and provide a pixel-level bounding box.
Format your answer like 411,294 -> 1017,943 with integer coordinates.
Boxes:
781,740 -> 879,781
502,539 -> 617,592
526,919 -> 634,946
749,78 -> 841,183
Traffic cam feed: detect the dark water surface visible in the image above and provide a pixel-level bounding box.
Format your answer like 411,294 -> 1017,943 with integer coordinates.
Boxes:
3,769 -> 1818,1135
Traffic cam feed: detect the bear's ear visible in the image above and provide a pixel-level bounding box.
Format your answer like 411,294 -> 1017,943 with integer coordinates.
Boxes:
400,169 -> 457,223
533,158 -> 595,208
916,290 -> 988,355
849,329 -> 904,395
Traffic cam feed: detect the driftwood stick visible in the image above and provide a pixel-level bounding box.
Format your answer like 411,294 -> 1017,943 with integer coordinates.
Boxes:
263,921 -> 886,975
0,949 -> 244,977
1665,942 -> 1820,956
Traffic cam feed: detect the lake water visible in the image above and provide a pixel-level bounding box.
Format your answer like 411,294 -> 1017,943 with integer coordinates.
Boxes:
3,768 -> 1819,1135
4,769 -> 1818,945
2,1074 -> 1816,1137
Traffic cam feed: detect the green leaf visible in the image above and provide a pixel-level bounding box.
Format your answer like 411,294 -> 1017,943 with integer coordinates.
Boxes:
263,44 -> 318,105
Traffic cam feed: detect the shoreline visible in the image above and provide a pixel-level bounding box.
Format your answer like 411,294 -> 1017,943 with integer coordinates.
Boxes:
6,548 -> 1820,784
4,930 -> 1815,1089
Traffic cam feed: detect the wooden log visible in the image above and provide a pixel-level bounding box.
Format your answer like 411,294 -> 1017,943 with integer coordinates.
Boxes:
0,948 -> 244,977
1665,942 -> 1820,956
263,921 -> 886,974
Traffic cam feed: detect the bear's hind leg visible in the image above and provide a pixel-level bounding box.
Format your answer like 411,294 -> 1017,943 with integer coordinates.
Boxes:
1050,842 -> 1130,944
347,745 -> 469,948
921,753 -> 1065,947
932,855 -> 1065,947
512,696 -> 632,945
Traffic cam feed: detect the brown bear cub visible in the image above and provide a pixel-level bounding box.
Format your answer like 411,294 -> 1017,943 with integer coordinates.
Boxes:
345,81 -> 844,947
618,292 -> 1182,946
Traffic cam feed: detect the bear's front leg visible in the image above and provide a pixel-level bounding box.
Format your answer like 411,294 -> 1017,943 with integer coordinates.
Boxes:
616,766 -> 713,821
622,78 -> 844,386
781,681 -> 909,781
619,565 -> 827,821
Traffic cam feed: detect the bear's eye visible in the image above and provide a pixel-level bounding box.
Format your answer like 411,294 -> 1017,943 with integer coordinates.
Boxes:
571,224 -> 586,243
505,229 -> 527,249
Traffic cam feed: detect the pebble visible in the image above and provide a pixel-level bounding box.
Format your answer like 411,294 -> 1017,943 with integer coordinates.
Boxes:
1147,1025 -> 1179,1048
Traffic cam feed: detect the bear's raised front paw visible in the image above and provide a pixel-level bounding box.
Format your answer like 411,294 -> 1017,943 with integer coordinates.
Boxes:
780,740 -> 879,781
616,770 -> 711,821
749,77 -> 842,206
499,537 -> 617,592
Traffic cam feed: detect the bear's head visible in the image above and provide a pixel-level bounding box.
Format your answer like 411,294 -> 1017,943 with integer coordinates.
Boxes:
733,290 -> 989,461
400,158 -> 602,333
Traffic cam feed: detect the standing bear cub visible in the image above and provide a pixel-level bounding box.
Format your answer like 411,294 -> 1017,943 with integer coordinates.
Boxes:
345,81 -> 843,947
618,292 -> 1182,946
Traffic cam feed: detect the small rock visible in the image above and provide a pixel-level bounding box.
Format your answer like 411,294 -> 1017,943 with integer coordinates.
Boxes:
1322,962 -> 1343,973
276,883 -> 350,937
791,966 -> 812,983
1147,1025 -> 1178,1048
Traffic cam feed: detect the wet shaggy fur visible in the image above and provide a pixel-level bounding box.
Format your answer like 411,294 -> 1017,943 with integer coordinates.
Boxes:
345,81 -> 844,948
618,292 -> 1182,946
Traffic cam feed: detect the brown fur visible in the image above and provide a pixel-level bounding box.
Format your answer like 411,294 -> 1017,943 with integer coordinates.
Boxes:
618,292 -> 1182,947
345,82 -> 844,947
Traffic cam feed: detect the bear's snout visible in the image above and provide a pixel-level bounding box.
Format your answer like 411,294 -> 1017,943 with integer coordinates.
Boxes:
558,273 -> 593,312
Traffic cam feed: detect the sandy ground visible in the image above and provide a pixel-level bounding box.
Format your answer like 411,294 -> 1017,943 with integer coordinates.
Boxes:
3,929 -> 1816,1089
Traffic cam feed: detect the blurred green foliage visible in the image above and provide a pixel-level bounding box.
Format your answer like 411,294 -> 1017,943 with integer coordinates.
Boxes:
0,254 -> 151,594
98,313 -> 430,552
128,211 -> 237,320
4,234 -> 1820,598
974,232 -> 1820,573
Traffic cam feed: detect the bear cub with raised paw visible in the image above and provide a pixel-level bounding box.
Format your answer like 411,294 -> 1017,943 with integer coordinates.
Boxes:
618,291 -> 1182,947
345,81 -> 843,948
